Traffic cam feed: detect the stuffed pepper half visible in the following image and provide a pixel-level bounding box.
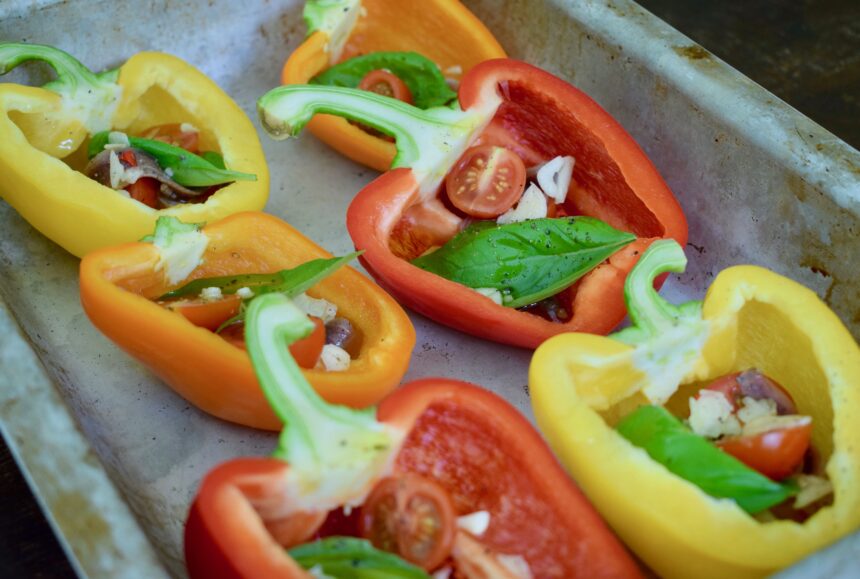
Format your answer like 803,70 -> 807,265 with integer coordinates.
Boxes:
185,291 -> 641,578
530,240 -> 860,578
259,59 -> 687,347
282,0 -> 505,170
0,43 -> 267,256
80,212 -> 414,430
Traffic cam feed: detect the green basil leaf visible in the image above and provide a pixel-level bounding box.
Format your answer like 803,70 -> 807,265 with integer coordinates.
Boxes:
87,131 -> 256,187
288,537 -> 430,578
87,131 -> 110,158
201,150 -> 226,169
159,252 -> 361,301
411,217 -> 636,309
616,405 -> 797,514
310,51 -> 457,109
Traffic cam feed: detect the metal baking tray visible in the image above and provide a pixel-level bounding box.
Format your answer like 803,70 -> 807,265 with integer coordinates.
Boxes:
0,0 -> 857,576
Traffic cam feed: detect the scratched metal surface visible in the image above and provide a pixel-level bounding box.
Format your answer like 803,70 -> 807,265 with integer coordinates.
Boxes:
0,0 -> 857,577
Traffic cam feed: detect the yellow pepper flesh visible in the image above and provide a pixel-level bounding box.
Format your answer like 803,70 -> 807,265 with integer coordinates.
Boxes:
0,51 -> 268,257
530,265 -> 860,578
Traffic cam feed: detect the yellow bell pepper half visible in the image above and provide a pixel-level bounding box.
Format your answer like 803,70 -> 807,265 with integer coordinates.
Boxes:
0,43 -> 268,257
530,239 -> 860,579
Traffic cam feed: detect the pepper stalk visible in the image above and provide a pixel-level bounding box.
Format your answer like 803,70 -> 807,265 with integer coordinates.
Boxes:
604,239 -> 712,404
245,293 -> 403,512
0,43 -> 121,138
303,0 -> 363,64
257,85 -> 500,196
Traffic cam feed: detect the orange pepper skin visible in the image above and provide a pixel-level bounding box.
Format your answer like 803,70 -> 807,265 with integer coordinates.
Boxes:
345,61 -> 687,348
282,0 -> 506,171
79,212 -> 415,431
184,379 -> 642,579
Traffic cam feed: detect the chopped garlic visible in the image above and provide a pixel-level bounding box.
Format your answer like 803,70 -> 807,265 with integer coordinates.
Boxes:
497,184 -> 547,224
107,131 -> 130,146
498,555 -> 533,579
200,287 -> 223,301
688,390 -> 741,439
457,511 -> 490,536
109,151 -> 124,189
108,150 -> 143,190
742,414 -> 811,438
432,568 -> 452,579
737,396 -> 777,425
444,64 -> 463,76
474,287 -> 503,305
236,287 -> 254,299
180,122 -> 198,134
319,344 -> 350,372
793,475 -> 833,509
536,155 -> 575,203
293,293 -> 338,323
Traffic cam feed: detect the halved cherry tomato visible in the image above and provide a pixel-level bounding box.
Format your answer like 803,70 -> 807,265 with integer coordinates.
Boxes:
445,145 -> 526,218
127,177 -> 161,209
389,200 -> 462,260
142,123 -> 200,154
358,70 -> 413,105
165,294 -> 242,331
718,420 -> 812,481
220,317 -> 326,370
116,149 -> 161,208
359,473 -> 457,571
703,370 -> 797,415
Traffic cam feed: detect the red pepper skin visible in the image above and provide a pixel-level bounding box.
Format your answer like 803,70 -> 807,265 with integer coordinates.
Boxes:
185,379 -> 641,578
347,59 -> 687,348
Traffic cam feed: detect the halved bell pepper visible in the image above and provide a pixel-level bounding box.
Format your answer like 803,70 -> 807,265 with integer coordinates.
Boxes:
530,240 -> 860,578
282,0 -> 505,171
259,59 -> 687,347
79,212 -> 414,430
0,43 -> 268,257
185,292 -> 641,578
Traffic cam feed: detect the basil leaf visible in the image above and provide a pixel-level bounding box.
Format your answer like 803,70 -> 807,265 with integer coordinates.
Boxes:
288,537 -> 430,578
616,405 -> 797,514
310,51 -> 457,109
201,150 -> 226,169
411,217 -> 636,309
88,131 -> 256,187
159,252 -> 361,300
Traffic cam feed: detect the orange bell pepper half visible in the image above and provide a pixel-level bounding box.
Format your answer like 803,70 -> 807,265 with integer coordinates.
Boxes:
79,212 -> 415,431
282,0 -> 505,171
184,288 -> 641,578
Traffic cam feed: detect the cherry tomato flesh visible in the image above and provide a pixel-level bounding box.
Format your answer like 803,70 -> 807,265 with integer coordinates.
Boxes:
142,123 -> 200,154
702,370 -> 797,415
359,474 -> 457,571
718,421 -> 812,481
127,177 -> 161,208
165,294 -> 242,331
220,316 -> 325,369
445,145 -> 526,218
358,69 -> 413,105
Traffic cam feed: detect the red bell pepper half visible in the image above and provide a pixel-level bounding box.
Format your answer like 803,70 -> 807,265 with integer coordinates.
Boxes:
185,293 -> 641,578
258,58 -> 687,348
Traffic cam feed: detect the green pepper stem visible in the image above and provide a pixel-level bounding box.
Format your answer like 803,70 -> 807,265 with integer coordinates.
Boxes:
612,239 -> 702,345
245,294 -> 402,510
303,0 -> 361,63
0,43 -> 121,133
257,85 -> 497,194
